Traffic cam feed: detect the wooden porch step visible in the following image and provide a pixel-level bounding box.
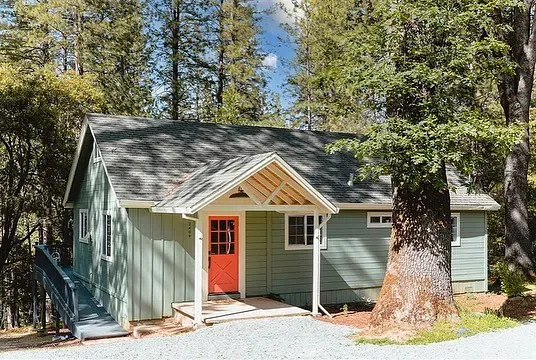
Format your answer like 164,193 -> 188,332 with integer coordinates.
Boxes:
208,292 -> 241,301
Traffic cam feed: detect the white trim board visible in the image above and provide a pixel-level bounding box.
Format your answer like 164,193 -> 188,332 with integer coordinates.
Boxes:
336,202 -> 500,211
63,117 -> 89,206
62,117 -> 123,212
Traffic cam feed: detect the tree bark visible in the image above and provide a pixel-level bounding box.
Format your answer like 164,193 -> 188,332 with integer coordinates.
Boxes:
370,165 -> 458,327
498,1 -> 536,276
215,0 -> 225,109
171,2 -> 180,120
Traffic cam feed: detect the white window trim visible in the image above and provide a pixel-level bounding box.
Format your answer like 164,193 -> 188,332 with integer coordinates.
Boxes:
93,142 -> 102,163
451,213 -> 461,247
79,209 -> 89,243
101,210 -> 113,262
367,212 -> 393,228
366,211 -> 462,246
284,213 -> 327,251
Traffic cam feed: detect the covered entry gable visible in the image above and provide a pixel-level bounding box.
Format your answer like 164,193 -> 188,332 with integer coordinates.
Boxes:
152,152 -> 338,214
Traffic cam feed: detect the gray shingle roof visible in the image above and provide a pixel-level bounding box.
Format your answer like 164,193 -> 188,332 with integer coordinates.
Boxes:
85,113 -> 499,210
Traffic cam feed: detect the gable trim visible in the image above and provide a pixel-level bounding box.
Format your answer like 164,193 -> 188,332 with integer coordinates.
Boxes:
118,200 -> 155,208
63,116 -> 121,209
62,116 -> 90,207
153,153 -> 338,214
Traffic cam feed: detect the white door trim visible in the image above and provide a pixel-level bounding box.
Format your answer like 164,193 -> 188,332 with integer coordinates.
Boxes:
200,210 -> 246,299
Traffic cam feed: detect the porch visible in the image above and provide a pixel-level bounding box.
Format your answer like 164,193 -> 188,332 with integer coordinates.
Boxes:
172,297 -> 310,326
152,152 -> 339,325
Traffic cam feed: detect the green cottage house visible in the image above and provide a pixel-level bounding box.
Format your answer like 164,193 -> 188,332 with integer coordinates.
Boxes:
51,114 -> 497,333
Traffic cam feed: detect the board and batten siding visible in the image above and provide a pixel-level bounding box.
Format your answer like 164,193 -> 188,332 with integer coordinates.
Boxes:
73,150 -> 129,328
245,210 -> 487,307
127,209 -> 195,321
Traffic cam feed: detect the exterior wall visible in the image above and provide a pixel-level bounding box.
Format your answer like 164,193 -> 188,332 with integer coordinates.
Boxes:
73,153 -> 129,328
126,209 -> 194,321
245,210 -> 488,307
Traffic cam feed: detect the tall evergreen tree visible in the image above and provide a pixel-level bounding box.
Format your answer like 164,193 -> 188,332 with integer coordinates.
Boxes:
148,0 -> 212,120
327,0 -> 519,327
0,0 -> 151,115
213,0 -> 267,124
283,0 -> 370,132
495,1 -> 536,277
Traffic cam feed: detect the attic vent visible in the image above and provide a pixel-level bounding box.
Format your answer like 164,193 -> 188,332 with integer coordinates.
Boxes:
93,142 -> 102,163
347,173 -> 354,187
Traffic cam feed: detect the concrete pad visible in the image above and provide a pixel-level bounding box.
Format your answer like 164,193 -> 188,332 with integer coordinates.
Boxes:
172,297 -> 310,325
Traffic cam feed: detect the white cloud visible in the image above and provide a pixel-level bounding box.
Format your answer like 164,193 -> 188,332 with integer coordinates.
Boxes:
262,53 -> 278,69
256,0 -> 300,24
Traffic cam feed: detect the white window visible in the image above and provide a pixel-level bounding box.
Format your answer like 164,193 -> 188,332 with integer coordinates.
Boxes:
79,209 -> 89,243
93,141 -> 102,163
451,213 -> 461,247
285,214 -> 327,250
367,212 -> 393,228
367,211 -> 461,246
101,211 -> 112,261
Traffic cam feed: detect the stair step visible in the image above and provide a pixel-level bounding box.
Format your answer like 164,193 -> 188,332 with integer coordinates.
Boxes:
208,292 -> 241,301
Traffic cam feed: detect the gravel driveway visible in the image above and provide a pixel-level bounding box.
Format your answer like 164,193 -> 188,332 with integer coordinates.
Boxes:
1,317 -> 535,359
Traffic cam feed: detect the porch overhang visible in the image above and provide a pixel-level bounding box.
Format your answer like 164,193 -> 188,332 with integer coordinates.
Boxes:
151,152 -> 339,215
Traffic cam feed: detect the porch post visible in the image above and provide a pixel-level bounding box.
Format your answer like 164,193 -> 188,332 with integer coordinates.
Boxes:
312,210 -> 320,315
194,217 -> 203,325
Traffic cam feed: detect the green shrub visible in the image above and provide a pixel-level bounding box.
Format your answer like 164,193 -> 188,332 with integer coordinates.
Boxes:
494,261 -> 527,298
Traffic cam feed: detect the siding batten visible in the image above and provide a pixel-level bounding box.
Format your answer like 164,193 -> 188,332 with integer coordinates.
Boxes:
266,211 -> 272,293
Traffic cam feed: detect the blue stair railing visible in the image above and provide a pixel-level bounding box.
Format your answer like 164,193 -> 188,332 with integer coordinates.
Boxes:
34,245 -> 79,330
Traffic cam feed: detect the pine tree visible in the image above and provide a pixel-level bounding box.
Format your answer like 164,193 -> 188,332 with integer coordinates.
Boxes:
213,0 -> 267,124
496,1 -> 536,277
283,0 -> 370,132
1,0 -> 151,115
148,0 -> 212,120
84,0 -> 152,115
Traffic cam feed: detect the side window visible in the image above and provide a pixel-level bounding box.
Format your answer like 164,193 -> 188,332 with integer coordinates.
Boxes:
367,212 -> 392,228
285,214 -> 327,250
366,212 -> 461,246
93,141 -> 102,163
79,209 -> 88,243
451,213 -> 461,246
101,212 -> 112,261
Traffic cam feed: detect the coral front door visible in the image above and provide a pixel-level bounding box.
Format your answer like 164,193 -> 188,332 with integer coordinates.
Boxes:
208,216 -> 239,293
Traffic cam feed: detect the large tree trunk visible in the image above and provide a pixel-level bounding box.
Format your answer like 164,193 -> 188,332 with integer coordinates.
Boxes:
370,165 -> 458,327
498,1 -> 536,276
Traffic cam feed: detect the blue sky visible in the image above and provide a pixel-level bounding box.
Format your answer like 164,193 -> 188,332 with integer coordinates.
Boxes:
256,0 -> 296,109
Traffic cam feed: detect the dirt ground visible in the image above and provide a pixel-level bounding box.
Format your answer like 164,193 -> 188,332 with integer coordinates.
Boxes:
318,302 -> 375,328
319,287 -> 536,329
0,317 -> 190,353
0,327 -> 79,352
129,317 -> 190,339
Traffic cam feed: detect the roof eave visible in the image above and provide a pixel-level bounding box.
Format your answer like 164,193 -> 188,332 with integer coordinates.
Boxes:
335,202 -> 500,211
62,116 -> 90,207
